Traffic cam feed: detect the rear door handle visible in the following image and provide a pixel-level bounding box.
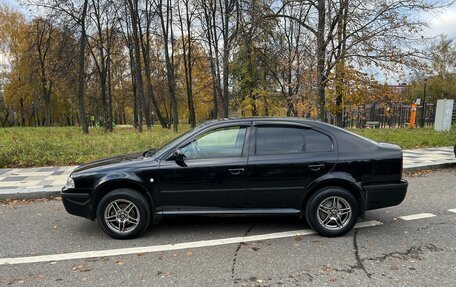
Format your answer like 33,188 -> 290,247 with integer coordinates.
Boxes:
308,164 -> 325,171
228,168 -> 245,175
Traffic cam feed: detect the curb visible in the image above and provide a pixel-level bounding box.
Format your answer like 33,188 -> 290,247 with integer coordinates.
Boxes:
0,162 -> 455,201
0,189 -> 60,201
403,162 -> 456,172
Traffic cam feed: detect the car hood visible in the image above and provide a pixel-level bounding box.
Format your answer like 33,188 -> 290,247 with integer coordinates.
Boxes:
73,151 -> 147,173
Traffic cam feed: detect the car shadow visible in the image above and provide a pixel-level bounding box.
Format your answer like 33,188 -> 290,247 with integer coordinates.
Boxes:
73,215 -> 312,243
141,215 -> 310,238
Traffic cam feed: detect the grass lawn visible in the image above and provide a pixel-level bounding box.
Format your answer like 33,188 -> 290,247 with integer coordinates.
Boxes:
0,125 -> 454,168
0,126 -> 189,168
352,127 -> 455,149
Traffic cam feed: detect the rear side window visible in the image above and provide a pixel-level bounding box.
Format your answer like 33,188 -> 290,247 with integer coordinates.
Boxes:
255,126 -> 333,155
305,129 -> 334,152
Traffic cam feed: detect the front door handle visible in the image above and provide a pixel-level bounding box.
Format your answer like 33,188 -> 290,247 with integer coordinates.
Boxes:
228,168 -> 245,175
308,164 -> 325,171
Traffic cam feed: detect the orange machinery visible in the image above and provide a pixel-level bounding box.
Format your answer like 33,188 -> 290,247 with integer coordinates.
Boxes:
409,103 -> 417,128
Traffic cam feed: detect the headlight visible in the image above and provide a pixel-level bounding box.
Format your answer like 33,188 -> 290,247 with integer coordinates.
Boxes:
65,177 -> 75,189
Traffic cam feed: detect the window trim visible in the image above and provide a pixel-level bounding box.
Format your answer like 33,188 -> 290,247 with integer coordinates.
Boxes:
163,122 -> 252,161
252,124 -> 334,156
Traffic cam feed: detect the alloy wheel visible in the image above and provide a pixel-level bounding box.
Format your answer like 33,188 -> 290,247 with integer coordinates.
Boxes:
104,199 -> 141,234
316,196 -> 352,230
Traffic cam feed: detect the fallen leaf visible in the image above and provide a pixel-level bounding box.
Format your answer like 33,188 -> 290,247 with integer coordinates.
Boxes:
323,264 -> 332,272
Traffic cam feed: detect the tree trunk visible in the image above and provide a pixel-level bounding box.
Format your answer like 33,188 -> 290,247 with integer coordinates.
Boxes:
139,6 -> 168,129
178,1 -> 196,127
19,97 -> 26,126
221,50 -> 230,117
77,0 -> 89,134
128,0 -> 144,132
159,0 -> 178,132
207,36 -> 219,119
222,0 -> 230,118
335,0 -> 348,127
316,0 -> 326,122
201,0 -> 221,119
185,2 -> 196,127
107,51 -> 114,132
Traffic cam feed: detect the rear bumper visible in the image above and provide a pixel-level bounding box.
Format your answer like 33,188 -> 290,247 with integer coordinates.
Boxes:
61,189 -> 93,220
364,180 -> 408,210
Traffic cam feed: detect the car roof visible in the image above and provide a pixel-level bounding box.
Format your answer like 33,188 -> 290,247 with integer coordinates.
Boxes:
200,117 -> 320,126
199,117 -> 379,152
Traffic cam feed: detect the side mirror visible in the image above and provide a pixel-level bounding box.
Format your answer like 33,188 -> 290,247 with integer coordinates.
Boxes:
173,149 -> 186,162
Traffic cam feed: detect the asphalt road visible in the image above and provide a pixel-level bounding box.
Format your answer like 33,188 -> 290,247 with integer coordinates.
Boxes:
0,169 -> 455,286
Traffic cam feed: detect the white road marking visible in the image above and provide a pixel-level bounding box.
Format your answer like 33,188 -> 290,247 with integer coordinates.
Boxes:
448,209 -> 456,214
0,220 -> 382,266
398,213 -> 436,221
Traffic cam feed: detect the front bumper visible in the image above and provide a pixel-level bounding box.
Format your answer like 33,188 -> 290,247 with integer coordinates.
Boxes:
364,180 -> 408,210
61,188 -> 93,220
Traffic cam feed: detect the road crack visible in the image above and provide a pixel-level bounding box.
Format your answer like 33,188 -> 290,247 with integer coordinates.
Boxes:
232,223 -> 256,284
365,244 -> 443,262
333,229 -> 372,278
334,230 -> 444,278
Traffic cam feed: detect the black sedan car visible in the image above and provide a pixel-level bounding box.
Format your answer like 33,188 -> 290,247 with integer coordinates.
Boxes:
62,118 -> 408,239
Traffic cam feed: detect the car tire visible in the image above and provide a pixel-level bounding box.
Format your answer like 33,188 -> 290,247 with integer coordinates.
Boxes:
305,187 -> 359,237
96,188 -> 151,239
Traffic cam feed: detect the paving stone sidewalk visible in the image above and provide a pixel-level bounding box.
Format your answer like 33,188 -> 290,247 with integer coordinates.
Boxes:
0,166 -> 77,200
402,146 -> 455,169
0,146 -> 454,200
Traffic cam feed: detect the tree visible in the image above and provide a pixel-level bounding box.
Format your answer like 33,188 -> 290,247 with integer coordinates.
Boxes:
157,0 -> 179,132
26,0 -> 91,132
177,0 -> 196,127
404,36 -> 456,103
138,0 -> 168,129
88,0 -> 117,132
77,0 -> 90,133
267,0 -> 446,122
30,18 -> 55,126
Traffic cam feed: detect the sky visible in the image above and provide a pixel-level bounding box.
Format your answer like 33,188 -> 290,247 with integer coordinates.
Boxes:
422,4 -> 456,39
1,0 -> 456,38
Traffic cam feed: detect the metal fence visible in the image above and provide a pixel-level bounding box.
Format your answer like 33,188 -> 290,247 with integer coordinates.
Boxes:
327,102 -> 446,129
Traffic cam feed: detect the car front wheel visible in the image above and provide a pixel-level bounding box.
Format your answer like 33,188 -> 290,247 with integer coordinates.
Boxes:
305,187 -> 359,237
96,188 -> 151,239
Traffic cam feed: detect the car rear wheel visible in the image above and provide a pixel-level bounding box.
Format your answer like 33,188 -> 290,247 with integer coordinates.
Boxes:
96,188 -> 151,239
305,187 -> 359,237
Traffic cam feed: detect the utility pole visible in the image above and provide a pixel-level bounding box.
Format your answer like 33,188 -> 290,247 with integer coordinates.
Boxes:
421,78 -> 427,128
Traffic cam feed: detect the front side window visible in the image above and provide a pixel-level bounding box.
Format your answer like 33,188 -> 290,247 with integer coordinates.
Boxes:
255,126 -> 333,155
180,126 -> 247,159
